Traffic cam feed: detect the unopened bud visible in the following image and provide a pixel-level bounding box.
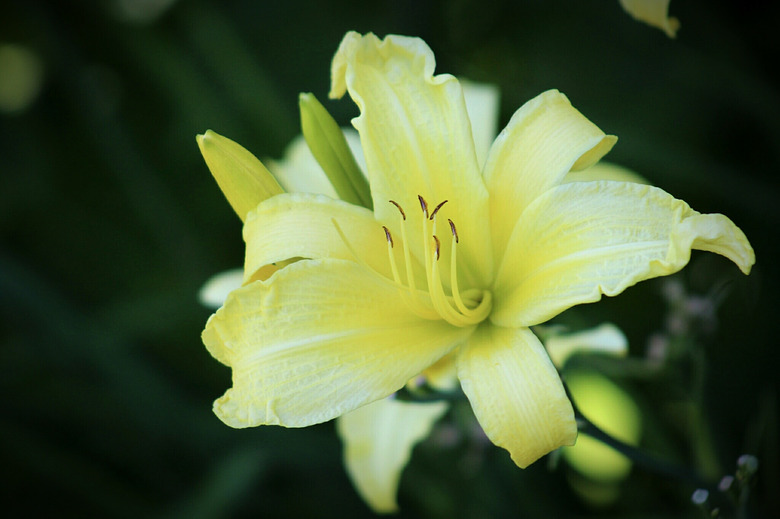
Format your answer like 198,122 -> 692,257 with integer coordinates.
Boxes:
197,130 -> 284,222
299,92 -> 371,208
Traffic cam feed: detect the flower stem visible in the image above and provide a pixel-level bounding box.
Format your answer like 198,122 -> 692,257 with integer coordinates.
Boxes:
565,382 -> 714,491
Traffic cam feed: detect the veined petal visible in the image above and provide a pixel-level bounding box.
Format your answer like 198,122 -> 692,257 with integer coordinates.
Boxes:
203,258 -> 471,427
544,323 -> 628,368
493,181 -> 755,327
420,350 -> 459,391
337,398 -> 448,513
198,268 -> 244,309
242,193 -> 396,283
461,79 -> 500,168
266,130 -> 367,197
266,134 -> 338,197
457,325 -> 577,468
483,90 -> 616,262
330,32 -> 493,287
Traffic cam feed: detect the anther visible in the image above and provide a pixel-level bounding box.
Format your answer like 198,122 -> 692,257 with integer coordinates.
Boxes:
418,195 -> 428,218
389,200 -> 406,220
448,219 -> 459,243
429,200 -> 448,221
433,235 -> 441,261
382,225 -> 393,247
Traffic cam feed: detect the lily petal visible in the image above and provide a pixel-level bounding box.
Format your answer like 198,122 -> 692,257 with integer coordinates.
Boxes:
420,350 -> 459,391
544,323 -> 628,368
266,134 -> 339,197
337,398 -> 448,513
461,79 -> 500,168
493,181 -> 755,327
620,0 -> 680,38
457,324 -> 577,468
198,268 -> 244,309
242,193 -> 397,283
203,258 -> 472,427
266,130 -> 367,197
483,90 -> 616,262
563,161 -> 649,185
330,31 -> 493,286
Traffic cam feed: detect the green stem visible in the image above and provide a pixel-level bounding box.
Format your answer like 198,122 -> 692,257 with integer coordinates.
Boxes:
397,381 -> 720,495
563,380 -> 716,496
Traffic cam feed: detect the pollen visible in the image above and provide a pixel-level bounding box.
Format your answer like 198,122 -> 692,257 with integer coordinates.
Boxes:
430,200 -> 448,221
417,195 -> 428,218
382,225 -> 393,247
389,200 -> 406,220
448,219 -> 458,243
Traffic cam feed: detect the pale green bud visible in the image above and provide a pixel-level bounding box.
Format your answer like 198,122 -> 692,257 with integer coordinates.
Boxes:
299,92 -> 372,209
197,130 -> 284,222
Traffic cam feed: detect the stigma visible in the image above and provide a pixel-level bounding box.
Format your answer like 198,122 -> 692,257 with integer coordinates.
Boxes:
383,196 -> 492,327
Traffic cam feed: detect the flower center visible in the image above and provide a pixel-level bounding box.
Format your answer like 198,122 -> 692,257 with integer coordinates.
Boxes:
382,196 -> 492,327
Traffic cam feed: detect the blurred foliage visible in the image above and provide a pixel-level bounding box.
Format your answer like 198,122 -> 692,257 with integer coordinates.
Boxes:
1,0 -> 778,517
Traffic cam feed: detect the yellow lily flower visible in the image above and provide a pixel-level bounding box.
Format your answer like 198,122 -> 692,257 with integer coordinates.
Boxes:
201,79 -> 500,514
199,80 -> 647,513
202,30 -> 754,482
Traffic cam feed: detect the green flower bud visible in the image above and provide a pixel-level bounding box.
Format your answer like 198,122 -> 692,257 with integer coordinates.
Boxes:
299,92 -> 372,209
197,130 -> 284,222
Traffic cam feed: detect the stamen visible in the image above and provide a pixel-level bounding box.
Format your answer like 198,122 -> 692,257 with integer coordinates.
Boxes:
384,229 -> 404,290
423,208 -> 471,326
447,219 -> 493,322
382,225 -> 393,247
418,195 -> 428,219
331,218 -> 366,268
448,220 -> 472,315
448,219 -> 459,243
429,200 -> 448,221
430,249 -> 473,327
389,200 -> 406,220
383,202 -> 438,320
381,199 -> 492,327
389,201 -> 417,292
431,215 -> 493,326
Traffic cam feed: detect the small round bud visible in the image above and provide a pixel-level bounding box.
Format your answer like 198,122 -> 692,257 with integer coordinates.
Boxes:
691,488 -> 709,505
718,475 -> 734,492
737,454 -> 758,473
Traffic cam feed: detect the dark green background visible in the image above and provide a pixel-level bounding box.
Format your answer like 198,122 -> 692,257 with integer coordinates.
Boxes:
1,1 -> 777,517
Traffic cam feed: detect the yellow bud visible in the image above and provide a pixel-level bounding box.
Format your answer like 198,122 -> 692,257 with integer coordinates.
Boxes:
563,371 -> 641,483
197,130 -> 284,222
